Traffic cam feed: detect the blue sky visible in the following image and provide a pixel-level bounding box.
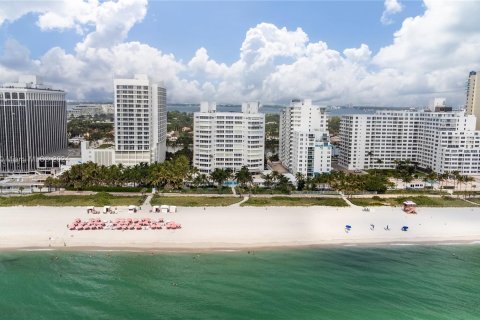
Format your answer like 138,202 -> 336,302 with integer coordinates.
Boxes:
0,0 -> 478,106
131,1 -> 423,63
1,1 -> 423,63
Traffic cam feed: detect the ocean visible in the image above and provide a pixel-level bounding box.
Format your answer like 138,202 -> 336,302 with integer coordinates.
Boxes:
1,245 -> 479,319
167,104 -> 380,116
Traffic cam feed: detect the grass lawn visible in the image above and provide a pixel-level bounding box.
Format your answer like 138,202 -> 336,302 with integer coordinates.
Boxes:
350,196 -> 476,207
235,187 -> 290,195
158,187 -> 232,194
0,193 -> 145,207
349,197 -> 393,206
385,189 -> 447,195
151,195 -> 241,207
241,197 -> 348,207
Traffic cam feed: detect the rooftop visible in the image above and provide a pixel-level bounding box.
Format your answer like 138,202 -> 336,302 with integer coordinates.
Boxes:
41,148 -> 81,159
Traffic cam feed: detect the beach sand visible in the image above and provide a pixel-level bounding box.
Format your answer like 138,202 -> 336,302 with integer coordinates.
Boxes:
1,205 -> 480,250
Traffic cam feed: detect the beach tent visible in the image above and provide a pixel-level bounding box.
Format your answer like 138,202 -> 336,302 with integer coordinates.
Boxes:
152,205 -> 160,213
169,206 -> 177,213
103,206 -> 111,213
160,205 -> 169,213
128,205 -> 137,212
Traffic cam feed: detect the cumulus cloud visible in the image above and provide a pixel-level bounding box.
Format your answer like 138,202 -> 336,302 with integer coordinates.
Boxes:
1,0 -> 480,107
381,0 -> 403,25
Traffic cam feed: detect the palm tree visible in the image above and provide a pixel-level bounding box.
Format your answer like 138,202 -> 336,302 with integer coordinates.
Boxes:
366,151 -> 374,168
401,172 -> 414,189
295,172 -> 305,191
193,173 -> 209,188
235,166 -> 253,189
426,171 -> 438,189
451,170 -> 461,191
458,175 -> 475,198
210,168 -> 230,189
261,173 -> 273,189
437,172 -> 449,190
188,166 -> 200,184
271,171 -> 281,187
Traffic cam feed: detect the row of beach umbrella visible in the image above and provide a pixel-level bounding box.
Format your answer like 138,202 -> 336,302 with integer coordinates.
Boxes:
68,218 -> 181,231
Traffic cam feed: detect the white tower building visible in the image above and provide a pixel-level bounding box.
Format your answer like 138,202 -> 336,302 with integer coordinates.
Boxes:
193,102 -> 265,173
113,74 -> 167,165
279,99 -> 332,176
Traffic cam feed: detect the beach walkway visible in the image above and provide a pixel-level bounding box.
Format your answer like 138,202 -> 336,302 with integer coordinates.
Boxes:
340,193 -> 356,207
462,198 -> 480,206
143,194 -> 153,207
229,196 -> 249,207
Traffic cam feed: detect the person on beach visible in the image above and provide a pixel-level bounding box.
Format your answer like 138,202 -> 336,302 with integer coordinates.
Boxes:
385,225 -> 390,231
370,224 -> 375,230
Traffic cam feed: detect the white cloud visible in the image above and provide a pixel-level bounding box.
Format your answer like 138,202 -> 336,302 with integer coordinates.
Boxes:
1,0 -> 480,107
187,48 -> 229,80
343,44 -> 372,63
381,0 -> 403,25
76,0 -> 147,50
0,1 -> 98,33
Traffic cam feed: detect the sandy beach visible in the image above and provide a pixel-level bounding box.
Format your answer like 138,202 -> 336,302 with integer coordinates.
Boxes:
1,205 -> 480,250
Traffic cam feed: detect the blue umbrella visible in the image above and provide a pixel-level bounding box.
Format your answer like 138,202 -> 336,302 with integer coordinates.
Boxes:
402,226 -> 409,231
345,225 -> 352,229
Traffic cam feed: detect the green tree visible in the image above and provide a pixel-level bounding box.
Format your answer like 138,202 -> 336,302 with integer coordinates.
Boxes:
210,168 -> 230,188
295,172 -> 306,191
235,166 -> 253,188
261,173 -> 273,189
366,151 -> 374,168
328,116 -> 341,136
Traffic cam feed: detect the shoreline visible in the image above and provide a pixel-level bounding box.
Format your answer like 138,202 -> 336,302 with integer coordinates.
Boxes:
4,238 -> 480,253
1,205 -> 480,252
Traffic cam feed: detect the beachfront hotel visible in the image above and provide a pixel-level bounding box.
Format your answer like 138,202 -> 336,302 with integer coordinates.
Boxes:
466,71 -> 480,130
338,99 -> 480,174
193,102 -> 265,174
0,75 -> 67,174
279,99 -> 332,177
82,75 -> 167,166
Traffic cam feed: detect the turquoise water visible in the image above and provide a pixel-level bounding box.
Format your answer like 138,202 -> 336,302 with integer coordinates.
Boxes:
1,245 -> 479,319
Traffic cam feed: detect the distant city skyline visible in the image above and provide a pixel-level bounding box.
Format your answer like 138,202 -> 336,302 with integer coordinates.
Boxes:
0,0 -> 479,107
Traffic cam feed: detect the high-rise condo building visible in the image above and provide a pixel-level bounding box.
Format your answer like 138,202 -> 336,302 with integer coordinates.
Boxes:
0,75 -> 67,174
339,102 -> 480,174
193,102 -> 265,174
279,99 -> 332,176
113,74 -> 167,165
466,71 -> 480,130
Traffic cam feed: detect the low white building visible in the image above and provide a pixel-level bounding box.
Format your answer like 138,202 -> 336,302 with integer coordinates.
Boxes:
193,102 -> 265,173
339,102 -> 480,174
81,141 -> 115,167
68,104 -> 114,118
